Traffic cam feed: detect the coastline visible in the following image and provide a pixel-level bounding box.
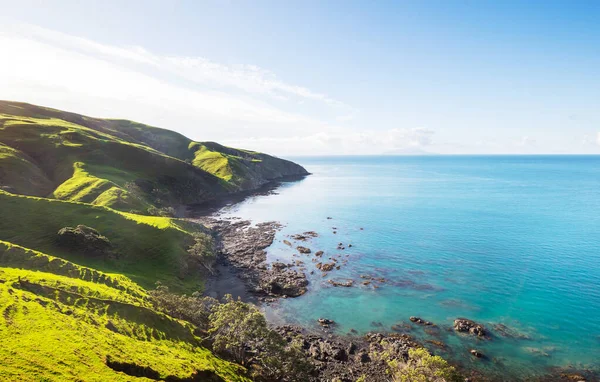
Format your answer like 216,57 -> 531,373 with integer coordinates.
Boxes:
189,181 -> 599,382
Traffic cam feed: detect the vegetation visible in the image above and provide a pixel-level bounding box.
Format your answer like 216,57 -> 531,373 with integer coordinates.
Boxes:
151,289 -> 313,382
0,190 -> 213,292
0,252 -> 249,381
378,345 -> 461,382
0,100 -> 307,214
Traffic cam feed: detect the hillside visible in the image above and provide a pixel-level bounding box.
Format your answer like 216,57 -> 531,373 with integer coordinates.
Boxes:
0,101 -> 310,381
0,101 -> 308,214
0,242 -> 249,382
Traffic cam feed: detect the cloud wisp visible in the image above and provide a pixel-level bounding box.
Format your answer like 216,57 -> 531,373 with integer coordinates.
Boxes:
0,24 -> 435,156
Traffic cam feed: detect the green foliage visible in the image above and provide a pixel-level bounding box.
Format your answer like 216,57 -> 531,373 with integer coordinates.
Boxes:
208,295 -> 313,381
149,283 -> 217,330
0,262 -> 249,382
385,347 -> 461,382
0,190 -> 213,292
188,232 -> 217,275
0,100 -> 306,214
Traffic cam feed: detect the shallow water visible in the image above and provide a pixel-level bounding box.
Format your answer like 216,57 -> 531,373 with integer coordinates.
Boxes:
217,155 -> 600,379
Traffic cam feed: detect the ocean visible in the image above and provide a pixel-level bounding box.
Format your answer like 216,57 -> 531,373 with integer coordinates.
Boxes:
217,155 -> 600,379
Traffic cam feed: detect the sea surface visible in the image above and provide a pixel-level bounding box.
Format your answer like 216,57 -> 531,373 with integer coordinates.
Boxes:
217,155 -> 600,379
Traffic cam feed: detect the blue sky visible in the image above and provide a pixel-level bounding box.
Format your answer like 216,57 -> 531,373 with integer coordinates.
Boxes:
0,0 -> 599,155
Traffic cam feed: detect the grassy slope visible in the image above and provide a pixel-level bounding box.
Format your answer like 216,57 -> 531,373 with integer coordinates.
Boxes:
0,101 -> 307,213
0,100 -> 308,381
0,102 -> 230,213
0,190 -> 210,292
0,243 -> 248,382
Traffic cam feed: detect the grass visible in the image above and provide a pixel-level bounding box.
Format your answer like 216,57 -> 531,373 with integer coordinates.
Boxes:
0,264 -> 249,381
190,142 -> 234,181
0,190 -> 210,292
0,100 -> 306,213
0,100 -> 308,382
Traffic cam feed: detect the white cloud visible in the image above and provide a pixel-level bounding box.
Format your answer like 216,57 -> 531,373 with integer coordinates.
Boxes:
0,24 -> 346,148
13,24 -> 347,107
597,132 -> 600,146
222,128 -> 435,156
0,24 -> 431,156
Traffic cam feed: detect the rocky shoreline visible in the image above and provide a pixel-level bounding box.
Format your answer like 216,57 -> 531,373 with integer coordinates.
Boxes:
194,214 -> 598,382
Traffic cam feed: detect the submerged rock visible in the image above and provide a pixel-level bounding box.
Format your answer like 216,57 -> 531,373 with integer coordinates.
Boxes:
318,318 -> 336,328
470,349 -> 484,358
328,279 -> 354,287
409,316 -> 434,326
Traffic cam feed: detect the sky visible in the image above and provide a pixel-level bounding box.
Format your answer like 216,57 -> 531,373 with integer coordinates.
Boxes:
0,0 -> 599,156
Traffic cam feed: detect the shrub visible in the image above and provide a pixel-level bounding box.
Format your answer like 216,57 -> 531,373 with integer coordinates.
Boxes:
208,295 -> 312,381
386,347 -> 460,382
149,283 -> 216,330
187,233 -> 216,275
56,225 -> 112,257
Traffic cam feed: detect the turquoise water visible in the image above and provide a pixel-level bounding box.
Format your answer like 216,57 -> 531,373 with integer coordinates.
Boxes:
218,156 -> 600,379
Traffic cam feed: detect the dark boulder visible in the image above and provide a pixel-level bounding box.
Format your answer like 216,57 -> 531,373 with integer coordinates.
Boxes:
297,246 -> 311,254
454,318 -> 489,338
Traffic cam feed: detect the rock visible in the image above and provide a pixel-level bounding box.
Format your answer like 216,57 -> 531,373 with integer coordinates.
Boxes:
357,351 -> 370,363
283,239 -> 292,246
492,323 -> 531,340
327,217 -> 333,219
271,262 -> 290,270
318,318 -> 336,328
347,342 -> 357,355
426,340 -> 446,349
333,231 -> 337,234
560,373 -> 587,381
348,244 -> 353,248
409,316 -> 433,326
362,281 -> 371,286
297,246 -> 311,254
391,323 -> 411,332
454,318 -> 488,338
303,231 -> 319,237
315,250 -> 324,257
328,279 -> 353,287
470,349 -> 483,358
320,262 -> 336,272
260,269 -> 308,297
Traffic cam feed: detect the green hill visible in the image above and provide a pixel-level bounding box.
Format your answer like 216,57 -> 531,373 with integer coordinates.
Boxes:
0,190 -> 209,292
0,100 -> 311,381
0,242 -> 249,382
0,100 -> 308,214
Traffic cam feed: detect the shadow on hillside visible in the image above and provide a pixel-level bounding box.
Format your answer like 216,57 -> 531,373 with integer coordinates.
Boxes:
185,174 -> 308,218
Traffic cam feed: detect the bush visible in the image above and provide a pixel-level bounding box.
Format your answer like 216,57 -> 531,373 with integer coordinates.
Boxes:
187,233 -> 216,275
385,347 -> 460,382
149,283 -> 216,330
56,225 -> 112,257
208,295 -> 312,381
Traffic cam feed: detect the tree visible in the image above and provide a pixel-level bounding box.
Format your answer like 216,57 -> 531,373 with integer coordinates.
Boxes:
149,283 -> 216,330
187,233 -> 217,275
208,295 -> 312,381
